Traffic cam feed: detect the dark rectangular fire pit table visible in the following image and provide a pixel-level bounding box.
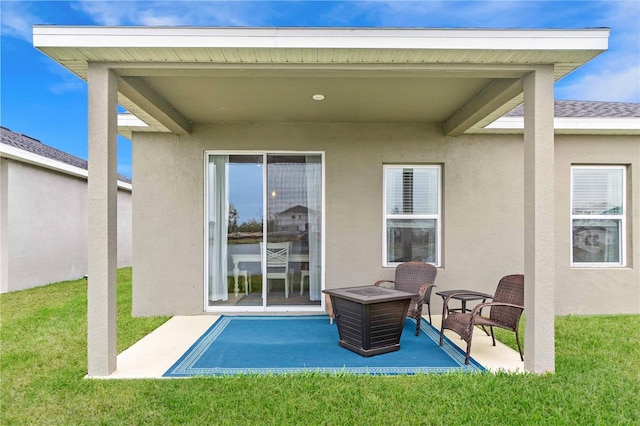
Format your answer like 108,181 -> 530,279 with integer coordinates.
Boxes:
322,286 -> 415,357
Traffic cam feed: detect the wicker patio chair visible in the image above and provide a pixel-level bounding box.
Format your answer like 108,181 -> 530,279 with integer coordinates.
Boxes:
374,261 -> 438,336
439,274 -> 524,365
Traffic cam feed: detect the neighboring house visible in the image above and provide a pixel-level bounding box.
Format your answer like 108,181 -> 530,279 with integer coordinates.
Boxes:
0,127 -> 132,293
275,205 -> 308,233
32,26 -> 639,376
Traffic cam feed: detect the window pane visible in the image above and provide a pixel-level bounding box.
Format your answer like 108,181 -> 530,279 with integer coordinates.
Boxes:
386,219 -> 437,263
386,167 -> 438,215
572,219 -> 621,263
267,155 -> 323,304
572,168 -> 623,215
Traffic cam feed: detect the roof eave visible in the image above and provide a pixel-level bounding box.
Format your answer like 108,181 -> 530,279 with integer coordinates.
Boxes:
474,116 -> 640,135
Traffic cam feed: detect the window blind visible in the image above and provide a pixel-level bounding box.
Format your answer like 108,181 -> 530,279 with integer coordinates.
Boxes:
386,167 -> 439,215
572,168 -> 623,215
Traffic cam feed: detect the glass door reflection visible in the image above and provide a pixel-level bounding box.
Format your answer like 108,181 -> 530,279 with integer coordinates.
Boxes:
265,155 -> 322,307
207,153 -> 322,310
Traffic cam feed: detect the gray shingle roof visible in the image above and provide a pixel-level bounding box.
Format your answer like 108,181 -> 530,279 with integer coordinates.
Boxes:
506,100 -> 640,118
1,126 -> 131,184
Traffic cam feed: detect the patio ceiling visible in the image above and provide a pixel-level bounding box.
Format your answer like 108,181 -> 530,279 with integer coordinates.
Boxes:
33,27 -> 609,137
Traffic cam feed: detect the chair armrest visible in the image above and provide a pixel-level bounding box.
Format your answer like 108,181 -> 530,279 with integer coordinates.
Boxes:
419,284 -> 436,301
469,301 -> 523,318
374,280 -> 395,289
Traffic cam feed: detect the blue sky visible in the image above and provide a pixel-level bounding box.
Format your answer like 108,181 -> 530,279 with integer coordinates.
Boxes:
1,0 -> 639,179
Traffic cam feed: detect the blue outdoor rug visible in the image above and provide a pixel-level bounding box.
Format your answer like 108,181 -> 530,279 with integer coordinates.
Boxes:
163,315 -> 484,377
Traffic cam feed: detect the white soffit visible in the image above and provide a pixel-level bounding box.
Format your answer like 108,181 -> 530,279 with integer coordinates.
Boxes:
117,113 -> 150,140
33,26 -> 610,134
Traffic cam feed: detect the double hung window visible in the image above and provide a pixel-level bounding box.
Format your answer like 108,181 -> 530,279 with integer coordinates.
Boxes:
571,166 -> 626,266
383,165 -> 441,267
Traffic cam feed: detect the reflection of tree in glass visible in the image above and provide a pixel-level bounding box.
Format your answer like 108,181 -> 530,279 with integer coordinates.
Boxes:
229,204 -> 265,234
228,203 -> 238,235
238,218 -> 263,233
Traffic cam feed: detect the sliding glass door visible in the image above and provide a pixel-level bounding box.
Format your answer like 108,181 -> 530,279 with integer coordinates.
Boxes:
206,152 -> 323,311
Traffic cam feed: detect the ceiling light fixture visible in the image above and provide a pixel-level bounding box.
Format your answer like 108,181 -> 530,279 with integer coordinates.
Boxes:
312,94 -> 325,101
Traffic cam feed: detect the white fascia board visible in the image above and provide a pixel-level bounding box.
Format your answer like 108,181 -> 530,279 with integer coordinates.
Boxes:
0,144 -> 132,190
483,116 -> 640,134
118,113 -> 149,128
117,113 -> 152,140
33,26 -> 609,51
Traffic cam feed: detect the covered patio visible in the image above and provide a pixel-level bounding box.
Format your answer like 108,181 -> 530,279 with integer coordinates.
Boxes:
32,26 -> 611,376
108,314 -> 524,378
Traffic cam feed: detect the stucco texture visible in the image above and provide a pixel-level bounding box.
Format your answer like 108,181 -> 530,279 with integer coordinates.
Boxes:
0,159 -> 132,292
131,123 -> 639,316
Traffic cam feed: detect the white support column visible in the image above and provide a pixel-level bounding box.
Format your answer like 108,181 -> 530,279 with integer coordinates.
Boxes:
523,65 -> 555,373
87,63 -> 118,376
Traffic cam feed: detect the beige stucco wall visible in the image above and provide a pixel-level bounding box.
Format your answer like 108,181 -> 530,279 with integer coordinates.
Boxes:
554,136 -> 639,315
131,122 -> 638,316
0,159 -> 132,293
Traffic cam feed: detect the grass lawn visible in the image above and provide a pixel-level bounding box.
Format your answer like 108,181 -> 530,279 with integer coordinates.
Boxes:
1,268 -> 639,425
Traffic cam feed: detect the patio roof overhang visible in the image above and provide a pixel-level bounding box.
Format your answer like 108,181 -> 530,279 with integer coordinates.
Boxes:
32,26 -> 611,377
33,26 -> 609,137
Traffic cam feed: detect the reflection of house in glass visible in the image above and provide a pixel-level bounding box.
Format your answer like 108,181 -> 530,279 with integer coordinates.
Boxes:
275,205 -> 308,233
573,223 -> 619,262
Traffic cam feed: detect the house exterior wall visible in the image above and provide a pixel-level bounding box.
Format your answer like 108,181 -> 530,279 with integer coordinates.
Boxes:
0,159 -> 132,293
554,136 -> 639,315
131,123 -> 638,316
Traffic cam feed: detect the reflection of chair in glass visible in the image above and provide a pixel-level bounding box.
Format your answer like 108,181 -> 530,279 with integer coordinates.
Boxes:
374,261 -> 438,335
261,242 -> 291,298
439,274 -> 524,365
299,264 -> 309,296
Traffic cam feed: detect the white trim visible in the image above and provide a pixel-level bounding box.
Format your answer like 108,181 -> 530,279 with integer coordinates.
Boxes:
382,164 -> 442,268
203,150 -> 326,313
485,116 -> 640,133
0,144 -> 131,191
570,165 -> 626,268
118,113 -> 149,128
33,26 -> 609,51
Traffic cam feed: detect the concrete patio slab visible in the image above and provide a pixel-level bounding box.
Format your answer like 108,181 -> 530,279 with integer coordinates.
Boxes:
104,314 -> 524,379
106,315 -> 219,379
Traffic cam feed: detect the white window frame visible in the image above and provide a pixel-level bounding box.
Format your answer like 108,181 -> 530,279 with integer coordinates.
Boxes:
203,150 -> 326,313
570,165 -> 626,268
383,164 -> 442,267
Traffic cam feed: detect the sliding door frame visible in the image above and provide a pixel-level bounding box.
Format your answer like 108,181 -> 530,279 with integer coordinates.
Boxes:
203,150 -> 326,313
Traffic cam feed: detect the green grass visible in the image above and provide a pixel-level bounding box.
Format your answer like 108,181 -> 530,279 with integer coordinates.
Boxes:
1,269 -> 639,425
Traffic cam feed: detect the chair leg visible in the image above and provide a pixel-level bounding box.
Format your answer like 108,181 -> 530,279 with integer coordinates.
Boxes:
490,326 -> 496,346
515,328 -> 524,361
465,341 -> 472,365
415,315 -> 421,336
427,304 -> 432,324
284,275 -> 289,298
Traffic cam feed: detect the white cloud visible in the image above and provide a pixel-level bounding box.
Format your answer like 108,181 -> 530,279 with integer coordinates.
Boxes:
555,1 -> 640,102
325,0 -> 546,28
557,61 -> 640,102
0,2 -> 39,42
71,1 -> 132,26
73,0 -> 259,26
44,60 -> 86,95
